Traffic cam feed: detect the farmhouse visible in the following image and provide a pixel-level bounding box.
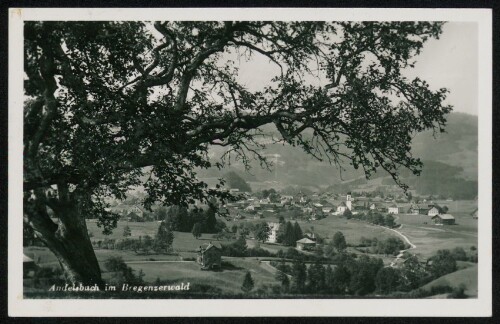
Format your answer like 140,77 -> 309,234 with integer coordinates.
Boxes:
196,242 -> 222,270
427,205 -> 444,217
296,238 -> 316,251
471,208 -> 478,219
431,214 -> 455,225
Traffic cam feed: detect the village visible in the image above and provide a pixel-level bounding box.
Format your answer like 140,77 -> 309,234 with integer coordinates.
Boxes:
23,182 -> 479,299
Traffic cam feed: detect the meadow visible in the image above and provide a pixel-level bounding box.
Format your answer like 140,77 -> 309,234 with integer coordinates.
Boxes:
24,199 -> 478,297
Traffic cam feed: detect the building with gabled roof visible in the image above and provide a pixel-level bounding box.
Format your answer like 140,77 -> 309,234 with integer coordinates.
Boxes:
296,238 -> 316,251
196,242 -> 222,270
431,214 -> 455,225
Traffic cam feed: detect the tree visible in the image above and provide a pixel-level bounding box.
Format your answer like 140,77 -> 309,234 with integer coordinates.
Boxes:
241,271 -> 255,293
283,222 -> 296,246
343,209 -> 353,219
291,260 -> 307,293
428,249 -> 457,278
231,224 -> 238,234
154,220 -> 174,253
307,261 -> 325,293
155,206 -> 168,221
451,247 -> 467,261
122,225 -> 131,237
140,235 -> 154,254
332,231 -> 347,253
24,21 -> 452,285
349,255 -> 384,296
293,222 -> 303,242
166,205 -> 189,231
375,267 -> 401,294
204,206 -> 217,233
332,264 -> 351,294
224,171 -> 252,192
254,222 -> 271,243
384,214 -> 396,228
191,223 -> 203,239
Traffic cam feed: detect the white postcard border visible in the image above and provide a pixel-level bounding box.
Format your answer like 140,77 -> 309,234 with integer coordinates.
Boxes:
8,7 -> 492,317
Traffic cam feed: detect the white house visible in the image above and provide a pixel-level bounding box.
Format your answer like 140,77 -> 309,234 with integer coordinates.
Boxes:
388,204 -> 399,214
266,222 -> 281,243
336,202 -> 348,214
428,206 -> 441,217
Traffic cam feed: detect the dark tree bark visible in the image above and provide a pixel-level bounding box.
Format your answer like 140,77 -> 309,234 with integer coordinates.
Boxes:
25,191 -> 103,286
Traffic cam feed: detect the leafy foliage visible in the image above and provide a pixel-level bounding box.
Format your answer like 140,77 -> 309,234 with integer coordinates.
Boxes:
191,223 -> 203,239
154,220 -> 174,253
122,225 -> 131,237
224,171 -> 252,192
241,271 -> 255,293
254,222 -> 271,242
332,231 -> 347,253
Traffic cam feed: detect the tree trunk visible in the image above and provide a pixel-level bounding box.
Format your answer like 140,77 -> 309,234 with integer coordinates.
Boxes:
26,197 -> 104,287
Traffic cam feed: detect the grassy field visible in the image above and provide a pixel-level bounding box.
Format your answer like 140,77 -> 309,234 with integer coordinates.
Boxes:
25,199 -> 478,296
87,220 -> 159,240
394,200 -> 477,259
127,257 -> 278,294
420,263 -> 478,298
312,215 -> 397,243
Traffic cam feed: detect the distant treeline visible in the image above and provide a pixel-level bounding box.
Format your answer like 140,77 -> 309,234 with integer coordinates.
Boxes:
161,205 -> 226,234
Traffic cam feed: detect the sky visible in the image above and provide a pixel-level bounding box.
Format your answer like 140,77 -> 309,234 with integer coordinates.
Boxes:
234,22 -> 478,116
404,22 -> 478,115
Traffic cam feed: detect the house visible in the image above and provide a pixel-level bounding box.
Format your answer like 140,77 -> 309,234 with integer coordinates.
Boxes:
130,205 -> 145,218
431,214 -> 455,225
196,242 -> 222,270
245,205 -> 255,212
471,208 -> 478,219
388,204 -> 399,214
266,222 -> 281,243
369,202 -> 385,211
296,238 -> 316,251
322,207 -> 332,214
407,204 -> 419,215
126,211 -> 140,221
336,202 -> 348,214
304,232 -> 317,241
302,207 -> 313,214
408,204 -> 429,215
427,206 -> 441,217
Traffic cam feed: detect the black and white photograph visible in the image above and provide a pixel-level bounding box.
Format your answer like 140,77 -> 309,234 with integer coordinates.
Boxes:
8,7 -> 492,317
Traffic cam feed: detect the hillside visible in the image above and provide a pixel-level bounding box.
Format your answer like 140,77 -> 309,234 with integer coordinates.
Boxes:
420,264 -> 478,298
197,112 -> 477,197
